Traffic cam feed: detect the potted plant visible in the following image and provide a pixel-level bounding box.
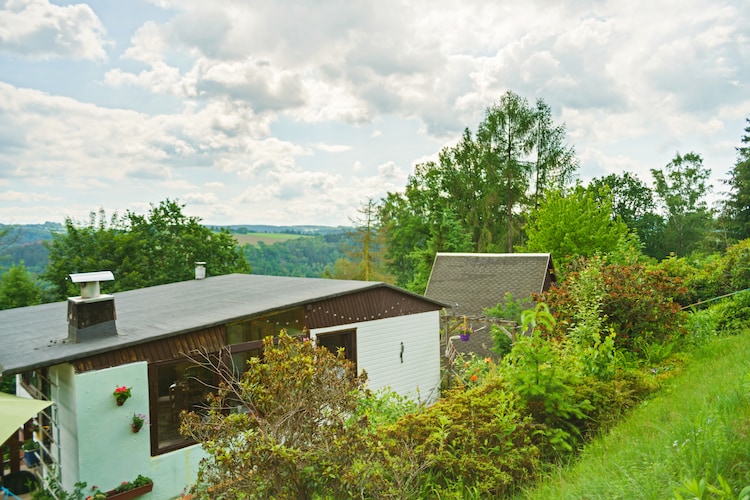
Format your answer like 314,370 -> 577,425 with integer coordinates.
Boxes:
131,413 -> 147,433
113,386 -> 132,406
22,439 -> 40,467
456,316 -> 473,341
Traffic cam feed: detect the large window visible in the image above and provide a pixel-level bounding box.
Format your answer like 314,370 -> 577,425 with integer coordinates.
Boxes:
226,308 -> 306,376
149,308 -> 308,455
149,360 -> 215,455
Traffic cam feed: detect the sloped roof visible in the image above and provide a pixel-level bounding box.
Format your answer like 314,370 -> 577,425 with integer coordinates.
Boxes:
424,253 -> 555,317
0,274 -> 445,375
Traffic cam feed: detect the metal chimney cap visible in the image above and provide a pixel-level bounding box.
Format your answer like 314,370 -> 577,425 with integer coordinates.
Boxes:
69,271 -> 114,283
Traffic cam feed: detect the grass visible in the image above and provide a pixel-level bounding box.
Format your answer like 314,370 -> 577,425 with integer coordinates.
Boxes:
230,232 -> 309,246
518,332 -> 750,500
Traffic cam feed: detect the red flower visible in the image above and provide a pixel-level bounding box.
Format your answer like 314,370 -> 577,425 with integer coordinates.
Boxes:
470,374 -> 478,381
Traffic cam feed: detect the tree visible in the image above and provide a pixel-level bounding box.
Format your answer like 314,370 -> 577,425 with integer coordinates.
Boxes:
721,117 -> 750,241
379,91 -> 577,286
589,172 -> 665,258
531,100 -> 578,209
650,152 -> 713,256
44,199 -> 250,299
523,185 -> 629,269
0,262 -> 43,309
405,207 -> 473,293
477,91 -> 536,252
180,332 -> 380,498
326,199 -> 392,282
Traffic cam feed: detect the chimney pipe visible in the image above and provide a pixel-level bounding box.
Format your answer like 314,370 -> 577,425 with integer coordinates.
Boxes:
195,262 -> 206,280
67,271 -> 117,343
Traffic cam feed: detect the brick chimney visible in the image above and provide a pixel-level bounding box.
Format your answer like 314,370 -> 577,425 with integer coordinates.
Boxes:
67,271 -> 117,343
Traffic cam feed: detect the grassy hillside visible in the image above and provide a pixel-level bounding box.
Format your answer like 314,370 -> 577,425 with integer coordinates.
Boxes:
518,332 -> 750,499
231,232 -> 309,246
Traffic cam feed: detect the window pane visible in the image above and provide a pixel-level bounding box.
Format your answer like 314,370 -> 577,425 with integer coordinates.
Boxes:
226,308 -> 306,344
154,361 -> 213,451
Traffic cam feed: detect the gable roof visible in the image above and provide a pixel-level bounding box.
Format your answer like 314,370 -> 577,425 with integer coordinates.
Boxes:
0,274 -> 445,376
424,253 -> 555,317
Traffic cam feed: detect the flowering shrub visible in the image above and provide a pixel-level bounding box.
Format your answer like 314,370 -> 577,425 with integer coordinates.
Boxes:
113,386 -> 131,406
453,354 -> 495,387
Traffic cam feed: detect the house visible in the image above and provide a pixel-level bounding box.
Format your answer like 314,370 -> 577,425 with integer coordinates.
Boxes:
424,253 -> 556,362
424,252 -> 556,318
0,271 -> 445,499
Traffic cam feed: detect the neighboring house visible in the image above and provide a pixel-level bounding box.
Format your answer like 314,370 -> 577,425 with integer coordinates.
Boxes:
424,253 -> 556,362
0,271 -> 444,499
424,252 -> 556,318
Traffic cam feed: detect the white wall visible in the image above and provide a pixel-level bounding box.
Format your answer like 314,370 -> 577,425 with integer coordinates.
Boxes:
312,310 -> 441,404
61,362 -> 205,499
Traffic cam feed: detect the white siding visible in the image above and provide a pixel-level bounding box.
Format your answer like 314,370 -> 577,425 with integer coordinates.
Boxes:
312,310 -> 441,404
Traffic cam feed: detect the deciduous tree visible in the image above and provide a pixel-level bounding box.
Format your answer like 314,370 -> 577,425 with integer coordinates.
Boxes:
650,152 -> 713,257
523,186 -> 629,270
44,199 -> 250,299
0,262 -> 43,309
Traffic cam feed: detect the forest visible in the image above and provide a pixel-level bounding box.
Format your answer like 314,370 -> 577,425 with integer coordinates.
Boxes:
2,91 -> 750,498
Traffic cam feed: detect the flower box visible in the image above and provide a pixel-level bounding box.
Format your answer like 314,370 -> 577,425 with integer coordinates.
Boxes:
105,482 -> 153,500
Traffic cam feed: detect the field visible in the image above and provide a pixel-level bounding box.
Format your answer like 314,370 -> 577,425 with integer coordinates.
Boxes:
230,232 -> 309,246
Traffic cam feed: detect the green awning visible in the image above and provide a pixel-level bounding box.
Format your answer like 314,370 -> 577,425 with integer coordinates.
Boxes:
0,392 -> 52,444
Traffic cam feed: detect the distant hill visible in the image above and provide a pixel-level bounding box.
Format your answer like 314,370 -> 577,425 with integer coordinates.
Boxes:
211,225 -> 350,236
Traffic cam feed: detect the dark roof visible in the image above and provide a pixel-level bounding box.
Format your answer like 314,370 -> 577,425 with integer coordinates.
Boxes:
424,253 -> 555,317
0,274 -> 445,375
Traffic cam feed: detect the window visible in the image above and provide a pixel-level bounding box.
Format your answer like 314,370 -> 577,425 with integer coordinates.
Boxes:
226,307 -> 307,376
315,329 -> 357,370
149,360 -> 215,455
148,308 -> 308,455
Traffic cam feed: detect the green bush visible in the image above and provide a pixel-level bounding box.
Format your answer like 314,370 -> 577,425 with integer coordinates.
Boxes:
382,380 -> 543,497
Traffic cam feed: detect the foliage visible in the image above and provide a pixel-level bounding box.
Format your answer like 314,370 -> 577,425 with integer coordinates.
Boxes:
650,151 -> 714,257
325,199 -> 392,282
243,232 -> 346,277
112,475 -> 152,493
523,185 -> 629,270
485,292 -> 530,325
378,90 -> 577,287
559,258 -> 617,379
502,327 -> 593,456
181,331 -> 383,499
351,387 -> 419,431
0,262 -> 43,309
522,328 -> 750,499
382,379 -> 543,498
543,260 -> 688,352
589,171 -> 664,258
490,325 -> 514,359
43,199 -> 250,300
452,354 -> 496,388
708,291 -> 750,333
721,116 -> 750,242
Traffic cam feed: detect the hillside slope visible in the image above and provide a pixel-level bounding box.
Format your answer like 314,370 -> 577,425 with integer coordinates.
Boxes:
519,332 -> 750,499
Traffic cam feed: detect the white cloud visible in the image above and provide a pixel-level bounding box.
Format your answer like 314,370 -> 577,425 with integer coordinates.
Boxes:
0,0 -> 108,60
0,0 -> 748,226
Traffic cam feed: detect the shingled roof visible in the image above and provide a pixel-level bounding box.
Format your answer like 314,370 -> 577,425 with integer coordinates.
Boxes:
424,253 -> 556,317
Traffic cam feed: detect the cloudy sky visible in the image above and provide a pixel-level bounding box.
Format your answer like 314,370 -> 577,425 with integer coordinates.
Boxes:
0,0 -> 748,227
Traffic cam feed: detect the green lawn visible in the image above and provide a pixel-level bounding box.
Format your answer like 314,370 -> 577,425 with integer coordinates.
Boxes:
518,332 -> 750,499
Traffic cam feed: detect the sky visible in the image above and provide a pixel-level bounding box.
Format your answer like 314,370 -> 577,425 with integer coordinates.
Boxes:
0,0 -> 748,227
